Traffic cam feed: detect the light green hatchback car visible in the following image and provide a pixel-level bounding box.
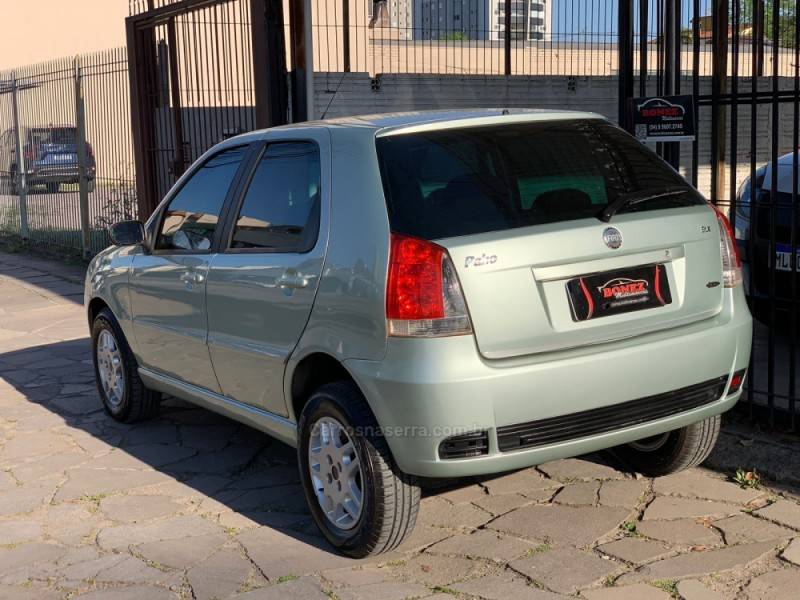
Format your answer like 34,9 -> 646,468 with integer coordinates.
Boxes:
85,110 -> 752,557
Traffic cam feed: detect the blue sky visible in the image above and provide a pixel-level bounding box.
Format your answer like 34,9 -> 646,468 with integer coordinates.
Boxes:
551,0 -> 708,38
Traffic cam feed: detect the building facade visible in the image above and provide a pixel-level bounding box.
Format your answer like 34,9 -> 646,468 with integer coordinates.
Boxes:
370,0 -> 415,40
412,0 -> 489,41
408,0 -> 551,42
489,0 -> 551,42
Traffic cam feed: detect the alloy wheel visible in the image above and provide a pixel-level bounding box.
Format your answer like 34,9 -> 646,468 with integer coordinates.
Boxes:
308,416 -> 364,531
96,329 -> 125,409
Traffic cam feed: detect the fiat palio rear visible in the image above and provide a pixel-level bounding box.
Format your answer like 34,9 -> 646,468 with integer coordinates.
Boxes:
345,114 -> 751,484
87,110 -> 751,557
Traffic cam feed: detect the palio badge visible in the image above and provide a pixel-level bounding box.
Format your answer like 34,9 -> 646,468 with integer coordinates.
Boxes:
464,254 -> 497,268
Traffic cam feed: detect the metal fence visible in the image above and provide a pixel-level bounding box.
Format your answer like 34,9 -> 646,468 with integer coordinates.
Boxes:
311,0 -> 624,76
0,48 -> 135,257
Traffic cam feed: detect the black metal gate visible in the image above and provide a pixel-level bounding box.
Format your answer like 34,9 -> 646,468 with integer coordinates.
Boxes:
621,0 -> 800,429
126,0 -> 289,217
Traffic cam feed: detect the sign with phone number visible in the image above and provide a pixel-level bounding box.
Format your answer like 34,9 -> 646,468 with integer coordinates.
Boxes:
629,95 -> 696,143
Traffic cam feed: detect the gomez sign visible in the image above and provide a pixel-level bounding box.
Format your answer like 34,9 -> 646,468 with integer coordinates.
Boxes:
629,95 -> 696,143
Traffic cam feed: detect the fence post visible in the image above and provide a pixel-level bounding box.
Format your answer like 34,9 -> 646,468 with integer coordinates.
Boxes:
710,0 -> 729,204
74,58 -> 91,259
342,0 -> 351,72
504,0 -> 512,75
10,75 -> 29,239
618,0 -> 634,131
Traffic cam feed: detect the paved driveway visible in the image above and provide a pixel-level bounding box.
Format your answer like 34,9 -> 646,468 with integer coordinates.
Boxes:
1,251 -> 800,600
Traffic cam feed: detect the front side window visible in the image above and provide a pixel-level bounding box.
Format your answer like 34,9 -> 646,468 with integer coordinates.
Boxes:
229,141 -> 321,252
377,119 -> 704,240
157,146 -> 246,251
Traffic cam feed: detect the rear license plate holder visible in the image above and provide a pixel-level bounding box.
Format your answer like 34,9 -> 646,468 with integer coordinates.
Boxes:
566,263 -> 672,322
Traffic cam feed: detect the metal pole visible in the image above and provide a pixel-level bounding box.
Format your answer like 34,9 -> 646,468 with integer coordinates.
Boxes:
662,0 -> 680,168
618,0 -> 634,130
342,0 -> 351,72
289,0 -> 307,121
639,0 -> 649,97
504,0 -> 512,76
10,75 -> 29,239
74,59 -> 91,258
304,0 -> 314,120
710,0 -> 729,204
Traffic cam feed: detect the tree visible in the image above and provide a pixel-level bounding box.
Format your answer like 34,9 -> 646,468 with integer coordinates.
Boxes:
737,0 -> 797,48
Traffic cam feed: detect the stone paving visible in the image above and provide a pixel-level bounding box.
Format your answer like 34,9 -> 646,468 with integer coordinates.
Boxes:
1,249 -> 800,600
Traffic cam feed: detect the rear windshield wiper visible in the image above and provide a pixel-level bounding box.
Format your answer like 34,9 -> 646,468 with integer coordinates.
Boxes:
598,187 -> 691,223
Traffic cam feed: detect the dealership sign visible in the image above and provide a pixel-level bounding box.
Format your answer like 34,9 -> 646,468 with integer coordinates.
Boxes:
629,95 -> 696,142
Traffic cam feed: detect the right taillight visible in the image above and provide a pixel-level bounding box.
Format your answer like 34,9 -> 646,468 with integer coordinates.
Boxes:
713,205 -> 742,288
386,233 -> 473,338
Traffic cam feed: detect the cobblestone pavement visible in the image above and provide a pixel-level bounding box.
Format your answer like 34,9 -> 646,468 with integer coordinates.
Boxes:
1,250 -> 800,600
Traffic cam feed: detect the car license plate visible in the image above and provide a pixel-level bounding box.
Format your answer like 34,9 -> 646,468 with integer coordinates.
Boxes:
775,251 -> 800,271
566,263 -> 672,322
52,154 -> 73,162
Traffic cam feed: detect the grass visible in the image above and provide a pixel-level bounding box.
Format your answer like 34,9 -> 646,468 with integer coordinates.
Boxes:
525,542 -> 552,557
733,468 -> 761,489
652,579 -> 680,598
621,521 -> 638,536
384,559 -> 407,567
431,586 -> 459,595
80,493 -> 107,503
277,575 -> 299,584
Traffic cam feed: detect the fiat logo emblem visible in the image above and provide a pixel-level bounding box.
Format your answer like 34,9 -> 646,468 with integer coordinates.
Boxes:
603,227 -> 623,250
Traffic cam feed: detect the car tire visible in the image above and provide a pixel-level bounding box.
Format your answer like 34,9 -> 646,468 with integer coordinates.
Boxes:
45,182 -> 59,194
91,307 -> 160,423
87,179 -> 96,193
297,381 -> 420,558
612,415 -> 721,476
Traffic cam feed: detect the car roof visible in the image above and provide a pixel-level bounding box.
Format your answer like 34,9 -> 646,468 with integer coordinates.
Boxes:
215,109 -> 608,156
263,108 -> 605,135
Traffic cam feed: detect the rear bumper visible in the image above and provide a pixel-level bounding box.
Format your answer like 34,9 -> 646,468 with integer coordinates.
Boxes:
27,166 -> 95,183
346,288 -> 752,478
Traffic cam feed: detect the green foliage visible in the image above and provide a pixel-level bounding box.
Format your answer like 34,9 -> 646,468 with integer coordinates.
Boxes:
733,468 -> 761,489
737,0 -> 797,48
652,579 -> 680,598
621,520 -> 638,535
440,31 -> 468,42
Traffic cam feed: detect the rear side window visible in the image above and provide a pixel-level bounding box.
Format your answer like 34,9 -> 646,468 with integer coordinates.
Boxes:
30,127 -> 77,146
157,146 -> 246,251
229,141 -> 321,252
376,119 -> 704,240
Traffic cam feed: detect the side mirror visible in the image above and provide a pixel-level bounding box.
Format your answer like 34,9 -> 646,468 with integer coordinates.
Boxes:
109,220 -> 145,247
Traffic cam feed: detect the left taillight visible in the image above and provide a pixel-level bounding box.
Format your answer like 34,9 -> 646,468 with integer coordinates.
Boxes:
712,205 -> 743,288
386,233 -> 473,338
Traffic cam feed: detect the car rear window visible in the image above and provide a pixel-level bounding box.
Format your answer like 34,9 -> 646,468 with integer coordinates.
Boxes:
30,127 -> 77,146
376,119 -> 704,240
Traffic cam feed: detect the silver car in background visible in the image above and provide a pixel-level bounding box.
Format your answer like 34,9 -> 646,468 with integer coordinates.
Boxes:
85,110 -> 752,556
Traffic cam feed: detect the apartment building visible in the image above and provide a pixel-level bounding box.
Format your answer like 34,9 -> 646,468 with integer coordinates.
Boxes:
489,0 -> 552,42
407,0 -> 551,42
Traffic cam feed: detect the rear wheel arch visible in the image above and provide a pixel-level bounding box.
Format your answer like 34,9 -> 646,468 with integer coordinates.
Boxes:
288,352 -> 364,423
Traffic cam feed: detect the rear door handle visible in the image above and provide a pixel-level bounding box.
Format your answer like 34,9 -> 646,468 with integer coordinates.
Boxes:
180,271 -> 205,286
277,272 -> 309,290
